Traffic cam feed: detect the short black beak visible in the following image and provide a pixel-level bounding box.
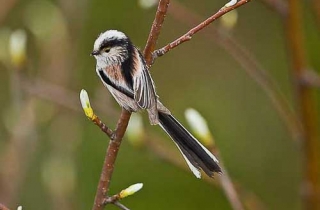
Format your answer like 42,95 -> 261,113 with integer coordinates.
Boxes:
90,50 -> 99,56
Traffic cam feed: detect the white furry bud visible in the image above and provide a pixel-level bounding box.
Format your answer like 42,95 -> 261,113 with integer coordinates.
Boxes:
9,29 -> 27,68
120,183 -> 144,198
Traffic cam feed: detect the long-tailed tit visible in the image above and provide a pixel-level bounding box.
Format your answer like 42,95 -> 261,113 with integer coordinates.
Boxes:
91,30 -> 221,178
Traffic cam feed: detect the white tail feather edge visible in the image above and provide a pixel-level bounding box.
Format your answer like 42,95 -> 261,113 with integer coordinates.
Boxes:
168,117 -> 219,164
174,142 -> 202,178
159,123 -> 202,178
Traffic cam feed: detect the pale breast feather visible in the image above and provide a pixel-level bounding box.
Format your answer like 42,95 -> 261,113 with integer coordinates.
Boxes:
97,68 -> 134,99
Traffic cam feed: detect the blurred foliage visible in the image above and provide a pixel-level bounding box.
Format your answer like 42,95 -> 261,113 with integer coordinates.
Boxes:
0,0 -> 319,210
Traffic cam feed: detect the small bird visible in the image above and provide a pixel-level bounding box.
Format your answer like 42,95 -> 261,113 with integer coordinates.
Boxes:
91,30 -> 221,178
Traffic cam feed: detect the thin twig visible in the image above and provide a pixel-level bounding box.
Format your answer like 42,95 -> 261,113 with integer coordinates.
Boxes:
102,193 -> 130,210
210,31 -> 303,142
259,0 -> 288,17
153,0 -> 252,60
23,76 -> 258,209
286,0 -> 320,209
143,0 -> 170,65
169,1 -> 302,142
91,116 -> 114,138
21,77 -> 118,118
103,194 -> 120,204
149,130 -> 246,210
21,77 -> 82,112
146,133 -> 266,210
212,152 -> 245,210
92,109 -> 131,210
114,201 -> 130,210
102,194 -> 130,210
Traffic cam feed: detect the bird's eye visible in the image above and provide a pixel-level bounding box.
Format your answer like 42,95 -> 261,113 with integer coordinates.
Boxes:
104,47 -> 111,53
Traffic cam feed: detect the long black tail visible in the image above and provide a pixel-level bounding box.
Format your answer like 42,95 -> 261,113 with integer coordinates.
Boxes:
158,112 -> 221,178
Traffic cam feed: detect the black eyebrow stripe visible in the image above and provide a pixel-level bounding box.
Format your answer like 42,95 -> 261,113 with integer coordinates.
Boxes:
99,38 -> 128,50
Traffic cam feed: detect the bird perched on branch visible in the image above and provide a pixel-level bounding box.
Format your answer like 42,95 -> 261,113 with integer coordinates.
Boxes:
91,30 -> 221,178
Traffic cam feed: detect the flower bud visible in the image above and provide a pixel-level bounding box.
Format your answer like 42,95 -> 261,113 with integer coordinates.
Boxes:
80,89 -> 95,120
138,0 -> 157,9
119,183 -> 143,199
224,0 -> 237,7
220,10 -> 238,30
126,114 -> 145,147
9,29 -> 27,69
185,108 -> 215,147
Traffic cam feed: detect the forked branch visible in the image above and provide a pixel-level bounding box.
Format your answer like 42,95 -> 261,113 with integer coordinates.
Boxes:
89,0 -> 171,209
87,0 -> 253,209
91,109 -> 131,210
144,0 -> 171,64
152,0 -> 252,62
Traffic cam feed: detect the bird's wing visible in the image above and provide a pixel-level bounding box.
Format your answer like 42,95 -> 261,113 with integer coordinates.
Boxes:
133,66 -> 157,109
133,51 -> 157,109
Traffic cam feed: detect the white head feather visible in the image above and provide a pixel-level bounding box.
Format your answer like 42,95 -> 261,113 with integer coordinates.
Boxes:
94,30 -> 127,51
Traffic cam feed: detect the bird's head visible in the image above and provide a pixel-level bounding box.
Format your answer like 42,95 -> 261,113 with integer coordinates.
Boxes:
92,30 -> 132,68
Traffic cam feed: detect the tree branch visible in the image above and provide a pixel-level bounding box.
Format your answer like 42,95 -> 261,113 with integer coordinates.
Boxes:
91,0 -> 172,208
286,0 -> 320,209
145,133 -> 266,210
168,1 -> 302,142
143,0 -> 170,65
91,116 -> 114,138
92,109 -> 131,210
21,77 -> 118,117
153,0 -> 252,60
212,151 -> 245,210
113,201 -> 130,210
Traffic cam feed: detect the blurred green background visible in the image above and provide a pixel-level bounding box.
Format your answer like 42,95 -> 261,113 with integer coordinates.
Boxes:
0,0 -> 319,209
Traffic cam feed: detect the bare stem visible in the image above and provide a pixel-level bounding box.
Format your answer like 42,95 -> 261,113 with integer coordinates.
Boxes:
153,0 -> 252,60
146,133 -> 266,210
21,77 -> 118,118
102,193 -> 130,210
214,156 -> 245,210
286,0 -> 320,209
143,0 -> 170,65
113,201 -> 130,210
92,0 -> 171,208
92,116 -> 114,138
92,109 -> 132,210
169,1 -> 302,142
